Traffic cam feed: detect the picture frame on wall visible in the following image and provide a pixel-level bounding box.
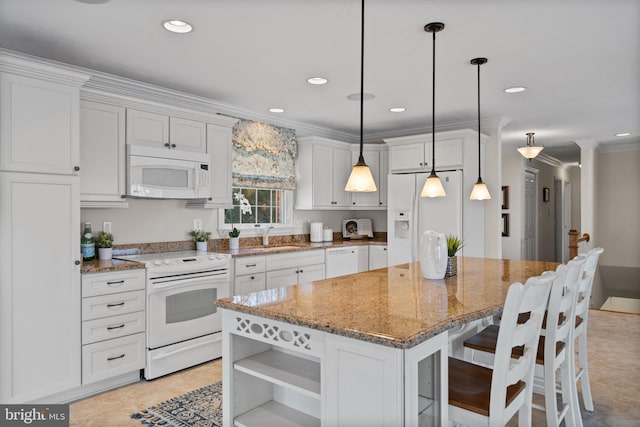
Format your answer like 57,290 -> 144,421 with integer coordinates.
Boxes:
543,187 -> 550,203
501,213 -> 510,237
501,186 -> 509,210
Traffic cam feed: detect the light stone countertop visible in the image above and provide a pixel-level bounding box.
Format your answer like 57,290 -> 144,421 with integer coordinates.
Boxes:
81,258 -> 145,274
217,238 -> 387,258
217,257 -> 559,349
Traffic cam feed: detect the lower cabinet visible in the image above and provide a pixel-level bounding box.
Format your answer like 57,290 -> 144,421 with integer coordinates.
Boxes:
234,255 -> 267,295
369,245 -> 388,270
81,269 -> 146,385
325,246 -> 359,279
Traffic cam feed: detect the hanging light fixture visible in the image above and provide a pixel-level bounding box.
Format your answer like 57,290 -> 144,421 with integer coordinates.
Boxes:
345,0 -> 377,192
469,57 -> 491,200
517,132 -> 544,159
420,22 -> 446,198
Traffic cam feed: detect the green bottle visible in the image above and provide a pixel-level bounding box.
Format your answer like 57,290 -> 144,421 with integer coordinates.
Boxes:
81,222 -> 95,261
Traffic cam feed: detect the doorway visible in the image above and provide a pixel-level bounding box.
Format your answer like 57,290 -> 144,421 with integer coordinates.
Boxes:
523,168 -> 538,260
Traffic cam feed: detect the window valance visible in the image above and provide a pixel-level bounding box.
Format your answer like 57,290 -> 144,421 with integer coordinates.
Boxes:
232,119 -> 297,190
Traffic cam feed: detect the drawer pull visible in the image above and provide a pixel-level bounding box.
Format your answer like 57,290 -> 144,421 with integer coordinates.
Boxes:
107,324 -> 126,331
245,263 -> 257,267
107,354 -> 125,361
106,280 -> 125,286
107,302 -> 125,308
250,276 -> 255,280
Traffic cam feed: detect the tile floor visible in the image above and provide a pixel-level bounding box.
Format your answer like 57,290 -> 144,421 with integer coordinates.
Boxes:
70,309 -> 640,426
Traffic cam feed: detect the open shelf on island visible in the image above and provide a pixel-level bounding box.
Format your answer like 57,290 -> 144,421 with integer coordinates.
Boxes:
234,400 -> 321,427
234,349 -> 321,398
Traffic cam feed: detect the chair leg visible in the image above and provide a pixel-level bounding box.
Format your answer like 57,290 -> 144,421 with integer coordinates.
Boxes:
577,332 -> 594,411
560,359 -> 582,427
543,361 -> 559,427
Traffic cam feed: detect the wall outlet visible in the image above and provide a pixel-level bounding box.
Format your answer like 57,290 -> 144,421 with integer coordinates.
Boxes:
193,218 -> 202,231
102,221 -> 112,233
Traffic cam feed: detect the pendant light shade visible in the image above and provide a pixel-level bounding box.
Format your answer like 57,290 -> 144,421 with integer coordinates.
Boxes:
469,57 -> 491,201
420,22 -> 446,198
345,0 -> 377,192
518,132 -> 544,159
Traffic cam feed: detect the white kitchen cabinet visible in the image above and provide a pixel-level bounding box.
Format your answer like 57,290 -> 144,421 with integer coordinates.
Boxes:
79,100 -> 128,207
81,269 -> 146,385
387,134 -> 463,173
0,172 -> 81,403
0,56 -> 89,175
295,136 -> 352,209
369,245 -> 388,270
126,108 -> 206,153
234,256 -> 267,295
325,246 -> 359,279
356,245 -> 369,273
349,145 -> 389,209
265,250 -> 325,289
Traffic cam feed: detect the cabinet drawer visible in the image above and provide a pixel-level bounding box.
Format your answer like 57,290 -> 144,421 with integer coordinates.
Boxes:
82,269 -> 145,297
234,273 -> 266,295
235,255 -> 266,275
82,290 -> 146,321
82,332 -> 145,385
266,249 -> 325,271
82,311 -> 145,345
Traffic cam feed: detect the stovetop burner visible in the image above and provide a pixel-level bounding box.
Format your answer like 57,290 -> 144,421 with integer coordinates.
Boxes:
115,250 -> 230,273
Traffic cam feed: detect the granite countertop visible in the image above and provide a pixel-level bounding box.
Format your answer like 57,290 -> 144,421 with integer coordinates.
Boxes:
217,257 -> 559,349
81,258 -> 145,274
217,238 -> 387,258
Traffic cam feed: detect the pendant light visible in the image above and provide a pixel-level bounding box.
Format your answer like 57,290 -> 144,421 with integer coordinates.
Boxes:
518,132 -> 544,159
345,0 -> 377,192
420,22 -> 446,198
469,57 -> 491,200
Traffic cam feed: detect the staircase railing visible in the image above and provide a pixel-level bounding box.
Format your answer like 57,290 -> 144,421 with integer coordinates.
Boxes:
568,229 -> 590,259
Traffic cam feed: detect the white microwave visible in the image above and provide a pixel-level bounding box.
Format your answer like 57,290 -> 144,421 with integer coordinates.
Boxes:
127,145 -> 211,199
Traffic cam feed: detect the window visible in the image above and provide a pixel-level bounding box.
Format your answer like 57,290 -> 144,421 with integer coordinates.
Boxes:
222,187 -> 292,230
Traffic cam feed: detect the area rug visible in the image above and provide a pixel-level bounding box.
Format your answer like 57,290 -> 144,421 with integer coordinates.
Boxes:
131,381 -> 222,427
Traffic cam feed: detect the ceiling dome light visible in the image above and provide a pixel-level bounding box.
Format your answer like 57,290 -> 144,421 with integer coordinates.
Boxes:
163,20 -> 193,34
389,107 -> 406,112
504,86 -> 526,93
615,132 -> 631,137
517,132 -> 544,159
347,93 -> 375,101
268,108 -> 285,113
307,77 -> 328,85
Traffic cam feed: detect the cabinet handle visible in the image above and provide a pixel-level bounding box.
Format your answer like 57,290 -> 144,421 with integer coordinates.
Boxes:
107,354 -> 125,361
299,269 -> 303,273
164,143 -> 171,148
245,263 -> 256,267
419,162 -> 423,166
121,194 -> 127,199
106,280 -> 125,286
171,144 -> 176,148
250,276 -> 255,280
383,248 -> 387,251
107,302 -> 125,308
107,324 -> 126,331
379,201 -> 383,205
74,166 -> 80,171
352,202 -> 356,205
74,260 -> 81,265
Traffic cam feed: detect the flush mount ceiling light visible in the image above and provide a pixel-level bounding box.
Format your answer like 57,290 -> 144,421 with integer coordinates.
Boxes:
268,108 -> 285,113
517,132 -> 544,159
345,0 -> 377,193
389,107 -> 406,112
347,92 -> 375,101
162,20 -> 193,34
307,77 -> 328,85
469,57 -> 491,201
420,22 -> 446,198
504,86 -> 526,93
615,132 -> 631,137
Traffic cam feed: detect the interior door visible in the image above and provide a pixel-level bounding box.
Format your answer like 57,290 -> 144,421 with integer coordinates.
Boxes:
523,170 -> 538,260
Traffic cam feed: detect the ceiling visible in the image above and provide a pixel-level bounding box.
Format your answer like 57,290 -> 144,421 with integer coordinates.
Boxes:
1,0 -> 638,162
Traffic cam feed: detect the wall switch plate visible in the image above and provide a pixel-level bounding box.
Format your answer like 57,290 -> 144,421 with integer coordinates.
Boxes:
102,221 -> 112,233
194,219 -> 202,231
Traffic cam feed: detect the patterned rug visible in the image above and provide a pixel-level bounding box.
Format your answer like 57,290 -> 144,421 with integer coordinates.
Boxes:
131,381 -> 222,427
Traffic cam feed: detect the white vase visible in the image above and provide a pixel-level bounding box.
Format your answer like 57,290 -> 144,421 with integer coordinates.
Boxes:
196,241 -> 207,252
98,247 -> 112,260
419,230 -> 447,279
229,237 -> 239,250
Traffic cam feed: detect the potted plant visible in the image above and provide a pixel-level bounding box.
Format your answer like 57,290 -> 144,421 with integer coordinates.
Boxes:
228,227 -> 240,250
95,231 -> 114,260
445,234 -> 465,276
190,229 -> 211,252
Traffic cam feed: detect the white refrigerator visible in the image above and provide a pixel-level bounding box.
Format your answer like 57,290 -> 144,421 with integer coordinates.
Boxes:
387,170 -> 464,266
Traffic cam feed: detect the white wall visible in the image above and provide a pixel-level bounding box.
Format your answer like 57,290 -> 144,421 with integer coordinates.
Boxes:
501,147 -> 525,259
569,165 -> 581,231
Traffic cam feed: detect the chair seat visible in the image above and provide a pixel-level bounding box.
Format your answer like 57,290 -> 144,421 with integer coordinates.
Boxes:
464,325 -> 565,365
449,357 -> 526,417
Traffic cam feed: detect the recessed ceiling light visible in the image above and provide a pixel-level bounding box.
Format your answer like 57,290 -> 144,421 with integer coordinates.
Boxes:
307,77 -> 328,85
347,93 -> 375,101
162,20 -> 193,34
615,132 -> 631,137
504,86 -> 526,93
268,108 -> 285,113
389,107 -> 406,113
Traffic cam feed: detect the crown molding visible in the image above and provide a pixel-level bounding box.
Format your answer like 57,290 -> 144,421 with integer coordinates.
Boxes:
0,50 -> 90,86
533,153 -> 562,168
598,140 -> 640,153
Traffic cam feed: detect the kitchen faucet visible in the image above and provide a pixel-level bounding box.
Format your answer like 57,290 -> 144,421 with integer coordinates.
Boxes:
263,225 -> 274,247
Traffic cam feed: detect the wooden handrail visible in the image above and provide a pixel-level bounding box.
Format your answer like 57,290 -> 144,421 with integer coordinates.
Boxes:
568,229 -> 590,259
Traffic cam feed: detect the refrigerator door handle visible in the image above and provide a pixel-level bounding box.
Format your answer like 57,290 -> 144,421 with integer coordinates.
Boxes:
411,176 -> 418,263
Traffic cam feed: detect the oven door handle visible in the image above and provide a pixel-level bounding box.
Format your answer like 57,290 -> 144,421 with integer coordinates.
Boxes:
149,273 -> 229,294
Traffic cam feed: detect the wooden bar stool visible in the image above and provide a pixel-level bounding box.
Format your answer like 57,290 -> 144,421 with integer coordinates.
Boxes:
573,247 -> 604,413
448,272 -> 555,426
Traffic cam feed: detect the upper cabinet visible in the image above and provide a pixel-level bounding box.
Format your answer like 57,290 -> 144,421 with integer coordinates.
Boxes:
386,134 -> 463,173
295,136 -> 352,210
350,145 -> 389,209
0,55 -> 90,175
80,100 -> 127,208
126,109 -> 206,153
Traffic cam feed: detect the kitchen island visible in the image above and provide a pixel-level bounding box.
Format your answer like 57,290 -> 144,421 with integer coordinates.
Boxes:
218,257 -> 558,426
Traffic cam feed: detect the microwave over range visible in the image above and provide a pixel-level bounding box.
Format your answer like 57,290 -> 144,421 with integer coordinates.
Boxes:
127,145 -> 211,199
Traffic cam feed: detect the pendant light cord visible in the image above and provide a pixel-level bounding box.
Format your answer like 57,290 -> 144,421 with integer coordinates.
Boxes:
358,0 -> 365,162
476,61 -> 481,181
431,29 -> 436,175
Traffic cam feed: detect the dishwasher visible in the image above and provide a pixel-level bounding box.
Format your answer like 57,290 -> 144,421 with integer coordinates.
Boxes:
325,246 -> 358,278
